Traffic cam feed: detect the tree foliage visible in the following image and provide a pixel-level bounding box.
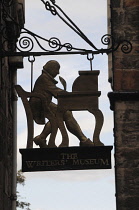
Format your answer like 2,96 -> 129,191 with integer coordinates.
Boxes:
16,170 -> 31,210
17,170 -> 25,185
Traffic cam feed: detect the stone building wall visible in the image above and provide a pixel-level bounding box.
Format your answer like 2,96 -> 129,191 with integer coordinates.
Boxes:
111,0 -> 139,91
108,0 -> 139,209
0,1 -> 24,209
0,57 -> 14,210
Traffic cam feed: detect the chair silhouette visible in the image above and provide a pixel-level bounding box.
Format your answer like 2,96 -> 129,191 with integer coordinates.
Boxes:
15,85 -> 46,148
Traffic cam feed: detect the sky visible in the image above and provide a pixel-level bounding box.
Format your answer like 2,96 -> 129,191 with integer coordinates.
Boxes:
17,0 -> 116,209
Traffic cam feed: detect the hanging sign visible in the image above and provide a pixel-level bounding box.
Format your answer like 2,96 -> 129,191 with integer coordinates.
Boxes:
16,60 -> 113,172
20,146 -> 113,172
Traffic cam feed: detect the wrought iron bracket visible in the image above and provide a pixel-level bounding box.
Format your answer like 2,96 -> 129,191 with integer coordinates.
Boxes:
0,0 -> 132,58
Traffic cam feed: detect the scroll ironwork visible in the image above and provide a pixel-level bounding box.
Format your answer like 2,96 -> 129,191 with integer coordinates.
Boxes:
1,0 -> 132,57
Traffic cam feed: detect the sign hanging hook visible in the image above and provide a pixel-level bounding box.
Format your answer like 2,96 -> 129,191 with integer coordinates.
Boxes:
87,53 -> 94,71
28,56 -> 35,92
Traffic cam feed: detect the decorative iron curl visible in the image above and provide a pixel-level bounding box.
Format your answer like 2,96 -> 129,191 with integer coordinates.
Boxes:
63,43 -> 72,51
48,37 -> 62,50
120,40 -> 132,54
101,34 -> 132,54
101,34 -> 113,46
15,30 -> 75,53
48,37 -> 72,51
17,36 -> 34,52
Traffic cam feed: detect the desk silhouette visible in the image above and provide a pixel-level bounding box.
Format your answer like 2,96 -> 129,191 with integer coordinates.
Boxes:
56,70 -> 104,147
